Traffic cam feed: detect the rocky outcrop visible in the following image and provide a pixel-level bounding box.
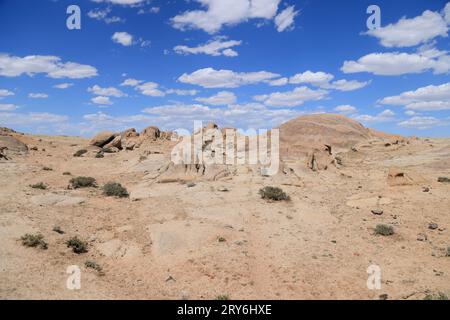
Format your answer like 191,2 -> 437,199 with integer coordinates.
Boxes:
89,131 -> 116,148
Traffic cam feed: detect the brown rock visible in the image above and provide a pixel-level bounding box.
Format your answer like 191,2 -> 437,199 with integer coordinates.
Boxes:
89,131 -> 116,147
104,136 -> 122,150
140,126 -> 160,140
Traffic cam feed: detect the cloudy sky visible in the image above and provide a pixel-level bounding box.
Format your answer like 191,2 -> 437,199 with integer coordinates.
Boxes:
0,0 -> 449,136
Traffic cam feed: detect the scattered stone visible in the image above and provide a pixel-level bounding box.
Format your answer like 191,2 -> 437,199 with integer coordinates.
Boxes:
428,223 -> 438,230
217,187 -> 229,192
371,209 -> 383,215
187,182 -> 196,188
422,187 -> 430,192
52,226 -> 64,234
379,294 -> 388,300
89,131 -> 116,147
165,275 -> 176,282
437,177 -> 450,183
417,233 -> 427,242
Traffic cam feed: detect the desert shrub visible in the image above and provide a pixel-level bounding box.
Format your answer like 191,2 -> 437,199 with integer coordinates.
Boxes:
437,177 -> 450,183
259,186 -> 289,201
21,233 -> 48,250
42,166 -> 53,171
73,149 -> 87,157
52,225 -> 64,234
103,182 -> 129,198
375,224 -> 394,236
62,172 -> 71,175
446,246 -> 450,257
69,176 -> 97,189
66,237 -> 88,254
217,236 -> 226,243
30,182 -> 47,190
85,260 -> 103,274
424,292 -> 448,300
216,294 -> 229,300
95,152 -> 104,158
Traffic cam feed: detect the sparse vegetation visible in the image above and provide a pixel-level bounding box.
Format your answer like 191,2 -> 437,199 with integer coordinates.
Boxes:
217,236 -> 226,242
30,182 -> 47,190
437,177 -> 450,183
446,246 -> 450,257
62,172 -> 71,175
42,166 -> 53,171
21,233 -> 48,250
95,152 -> 104,158
85,260 -> 104,274
69,176 -> 97,189
103,182 -> 129,198
259,186 -> 289,201
73,149 -> 87,157
424,292 -> 449,300
66,237 -> 88,254
216,294 -> 229,300
375,224 -> 395,236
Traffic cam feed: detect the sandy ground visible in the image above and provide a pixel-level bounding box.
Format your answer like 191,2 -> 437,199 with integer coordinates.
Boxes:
0,133 -> 449,300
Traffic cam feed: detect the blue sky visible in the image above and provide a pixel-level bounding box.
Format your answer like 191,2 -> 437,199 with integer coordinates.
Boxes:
0,0 -> 449,137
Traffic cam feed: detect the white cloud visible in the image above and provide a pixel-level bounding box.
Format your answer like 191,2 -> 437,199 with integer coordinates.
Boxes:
195,91 -> 237,105
88,85 -> 127,97
323,79 -> 371,91
90,0 -> 145,5
0,54 -> 98,79
445,2 -> 450,24
380,82 -> 450,111
0,89 -> 14,98
178,67 -> 280,88
135,82 -> 165,97
174,38 -> 242,57
341,52 -> 450,75
0,103 -> 18,111
254,86 -> 328,107
398,116 -> 444,129
334,105 -> 357,114
170,0 -> 281,34
112,32 -> 133,46
53,83 -> 73,89
120,78 -> 142,86
0,112 -> 68,126
28,93 -> 48,99
290,71 -> 334,85
274,5 -> 298,32
353,109 -> 396,123
166,89 -> 199,96
91,96 -> 113,105
365,7 -> 448,47
87,8 -> 124,24
268,77 -> 288,86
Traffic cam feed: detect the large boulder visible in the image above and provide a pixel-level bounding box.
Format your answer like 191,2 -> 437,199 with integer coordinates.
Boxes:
141,126 -> 160,140
89,131 -> 116,147
103,135 -> 122,150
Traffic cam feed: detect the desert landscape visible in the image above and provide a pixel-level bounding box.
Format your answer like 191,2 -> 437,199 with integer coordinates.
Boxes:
1,114 -> 449,300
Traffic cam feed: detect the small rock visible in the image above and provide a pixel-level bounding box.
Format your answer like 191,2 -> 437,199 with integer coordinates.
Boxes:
422,187 -> 430,192
165,275 -> 176,282
379,294 -> 388,300
187,182 -> 196,188
371,209 -> 384,215
428,223 -> 438,230
417,233 -> 427,242
217,187 -> 229,192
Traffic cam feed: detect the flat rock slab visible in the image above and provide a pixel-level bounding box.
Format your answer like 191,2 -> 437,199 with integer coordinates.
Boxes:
31,194 -> 86,206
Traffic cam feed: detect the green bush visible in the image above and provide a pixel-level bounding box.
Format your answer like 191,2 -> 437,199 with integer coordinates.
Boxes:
62,172 -> 71,175
375,224 -> 394,236
85,260 -> 103,274
437,177 -> 450,183
424,292 -> 448,300
95,152 -> 104,158
73,149 -> 87,157
66,237 -> 88,254
30,182 -> 47,190
103,182 -> 129,198
21,233 -> 48,250
69,176 -> 97,189
216,294 -> 229,300
259,186 -> 289,201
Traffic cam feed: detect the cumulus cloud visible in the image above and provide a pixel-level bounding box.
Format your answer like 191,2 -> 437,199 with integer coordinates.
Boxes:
53,83 -> 73,89
0,112 -> 69,126
398,116 -> 444,129
274,5 -> 298,32
170,0 -> 281,34
353,109 -> 396,123
365,6 -> 449,47
0,89 -> 14,98
112,32 -> 133,46
334,105 -> 357,115
195,91 -> 237,105
268,77 -> 289,86
90,0 -> 145,5
91,96 -> 113,105
254,86 -> 328,107
174,38 -> 242,57
166,89 -> 199,96
341,51 -> 450,75
135,82 -> 165,97
288,70 -> 369,91
120,78 -> 142,86
322,79 -> 371,91
0,54 -> 98,79
380,82 -> 450,111
88,85 -> 127,97
28,93 -> 48,99
178,67 -> 280,88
